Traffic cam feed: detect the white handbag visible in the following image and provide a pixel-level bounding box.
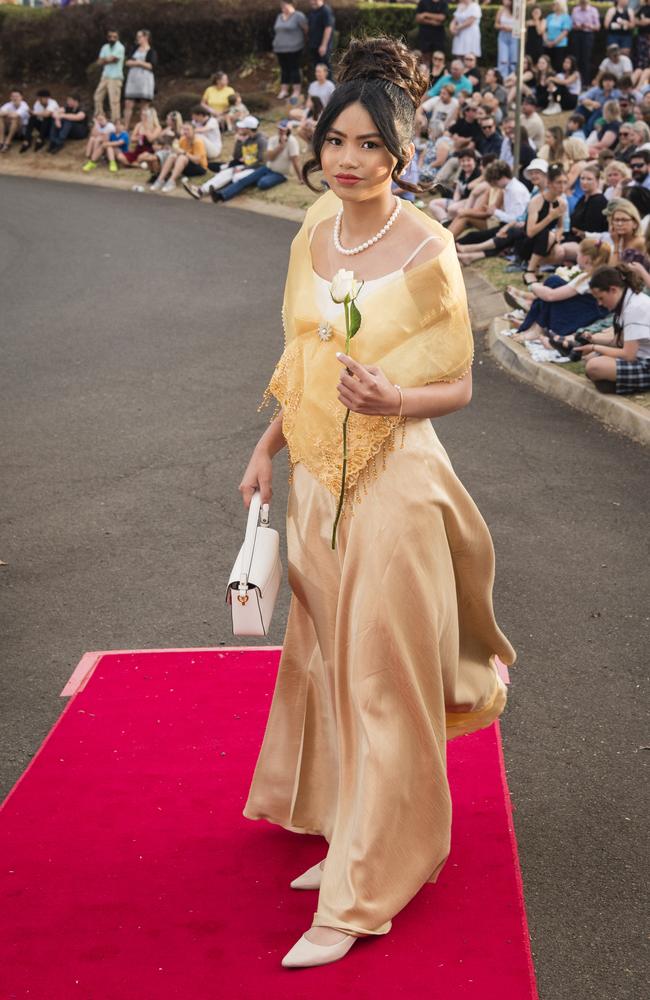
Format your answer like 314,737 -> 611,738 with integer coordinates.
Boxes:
226,490 -> 282,637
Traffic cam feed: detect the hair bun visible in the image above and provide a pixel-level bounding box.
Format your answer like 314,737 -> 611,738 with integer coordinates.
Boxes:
337,36 -> 428,109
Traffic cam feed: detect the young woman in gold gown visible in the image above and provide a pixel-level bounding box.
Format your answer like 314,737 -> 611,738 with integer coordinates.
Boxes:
238,36 -> 516,970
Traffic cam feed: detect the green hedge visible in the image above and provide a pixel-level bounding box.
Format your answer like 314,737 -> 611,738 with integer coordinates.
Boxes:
0,1 -> 613,87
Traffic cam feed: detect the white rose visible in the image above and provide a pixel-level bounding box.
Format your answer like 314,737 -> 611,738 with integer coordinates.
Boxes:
330,268 -> 363,304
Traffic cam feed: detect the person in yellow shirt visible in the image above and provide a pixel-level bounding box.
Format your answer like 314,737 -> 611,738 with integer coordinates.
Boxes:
151,121 -> 207,193
200,71 -> 235,123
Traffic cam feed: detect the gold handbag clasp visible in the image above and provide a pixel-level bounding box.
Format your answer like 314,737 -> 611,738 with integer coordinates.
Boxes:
237,593 -> 249,606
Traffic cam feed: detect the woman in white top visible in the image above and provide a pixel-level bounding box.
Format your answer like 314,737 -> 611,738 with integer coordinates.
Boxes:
450,0 -> 482,59
123,30 -> 158,129
496,0 -> 518,78
574,264 -> 650,393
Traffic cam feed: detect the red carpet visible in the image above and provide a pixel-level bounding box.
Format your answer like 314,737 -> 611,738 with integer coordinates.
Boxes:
1,649 -> 538,999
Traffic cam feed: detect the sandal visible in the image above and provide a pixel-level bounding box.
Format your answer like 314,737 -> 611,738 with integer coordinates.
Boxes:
504,287 -> 532,311
523,273 -> 538,286
547,333 -> 574,357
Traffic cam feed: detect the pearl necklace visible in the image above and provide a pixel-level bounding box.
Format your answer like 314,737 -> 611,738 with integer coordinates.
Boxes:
333,197 -> 402,256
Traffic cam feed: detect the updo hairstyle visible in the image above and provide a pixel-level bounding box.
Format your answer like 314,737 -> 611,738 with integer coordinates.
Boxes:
302,36 -> 429,194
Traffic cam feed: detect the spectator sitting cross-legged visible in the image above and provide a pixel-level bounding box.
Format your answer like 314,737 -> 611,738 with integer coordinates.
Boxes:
455,158 -> 531,250
81,112 -> 115,171
151,121 -> 207,193
47,94 -> 89,154
20,89 -> 59,153
575,264 -> 650,394
209,118 -> 303,203
181,115 -> 268,201
93,27 -> 125,126
114,107 -> 161,168
428,146 -> 481,223
0,89 -> 30,153
103,118 -> 130,173
446,154 -> 505,238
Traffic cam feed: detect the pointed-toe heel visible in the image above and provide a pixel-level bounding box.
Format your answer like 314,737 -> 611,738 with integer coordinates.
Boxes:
281,932 -> 356,968
289,859 -> 325,890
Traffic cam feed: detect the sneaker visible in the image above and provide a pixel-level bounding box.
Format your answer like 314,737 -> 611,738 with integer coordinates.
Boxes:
182,177 -> 203,200
19,141 -> 31,154
82,160 -> 97,172
0,143 -> 9,153
108,161 -> 118,173
150,179 -> 164,191
161,180 -> 177,193
542,101 -> 562,115
210,188 -> 225,203
34,138 -> 44,151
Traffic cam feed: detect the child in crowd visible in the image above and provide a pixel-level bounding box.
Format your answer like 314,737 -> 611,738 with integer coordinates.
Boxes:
104,119 -> 130,173
21,89 -> 59,152
81,112 -> 114,170
0,89 -> 30,152
223,93 -> 249,133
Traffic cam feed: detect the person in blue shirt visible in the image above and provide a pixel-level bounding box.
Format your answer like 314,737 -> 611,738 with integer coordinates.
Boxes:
543,0 -> 573,71
427,58 -> 474,98
575,73 -> 621,132
105,121 -> 130,174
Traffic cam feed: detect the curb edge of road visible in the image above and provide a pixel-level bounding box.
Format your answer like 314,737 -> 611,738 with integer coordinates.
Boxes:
464,268 -> 650,447
487,318 -> 650,447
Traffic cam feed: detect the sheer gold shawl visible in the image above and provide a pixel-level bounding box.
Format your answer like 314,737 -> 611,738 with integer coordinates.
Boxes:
263,190 -> 474,502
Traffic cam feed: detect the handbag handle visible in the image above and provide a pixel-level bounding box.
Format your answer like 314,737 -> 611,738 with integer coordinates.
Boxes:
237,491 -> 270,600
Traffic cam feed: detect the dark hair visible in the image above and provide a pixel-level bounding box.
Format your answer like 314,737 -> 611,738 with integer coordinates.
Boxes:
630,149 -> 650,165
601,72 -> 617,85
589,264 -> 645,345
618,74 -> 633,90
106,27 -> 119,34
568,112 -> 586,128
562,55 -> 578,73
484,160 -> 512,183
491,69 -> 504,85
69,93 -> 81,103
547,163 -> 566,182
36,88 -> 51,98
458,145 -> 477,160
191,106 -> 208,117
212,70 -> 227,84
480,152 -> 497,168
302,36 -> 429,194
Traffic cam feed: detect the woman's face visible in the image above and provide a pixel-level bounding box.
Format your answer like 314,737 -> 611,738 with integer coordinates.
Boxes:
136,31 -> 146,46
549,173 -> 567,197
592,286 -> 623,310
320,101 -> 401,201
538,56 -> 549,73
315,65 -> 328,83
485,69 -> 495,86
580,170 -> 598,193
545,130 -> 555,146
611,211 -> 636,237
576,251 -> 590,271
606,167 -> 623,187
527,169 -> 545,188
563,58 -> 572,73
460,155 -> 475,174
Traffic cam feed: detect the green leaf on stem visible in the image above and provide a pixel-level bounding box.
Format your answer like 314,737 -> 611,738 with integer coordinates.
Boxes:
349,300 -> 362,338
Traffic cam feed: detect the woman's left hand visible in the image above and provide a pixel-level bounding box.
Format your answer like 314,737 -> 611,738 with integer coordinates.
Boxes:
336,353 -> 401,416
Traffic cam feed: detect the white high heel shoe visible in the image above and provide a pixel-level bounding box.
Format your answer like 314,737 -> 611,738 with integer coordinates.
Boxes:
281,931 -> 356,968
289,859 -> 326,890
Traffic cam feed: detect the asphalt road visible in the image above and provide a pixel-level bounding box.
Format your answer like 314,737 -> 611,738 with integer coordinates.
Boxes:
1,176 -> 648,1000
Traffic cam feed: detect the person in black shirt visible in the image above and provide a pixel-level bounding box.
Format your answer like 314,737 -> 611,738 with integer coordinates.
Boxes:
429,51 -> 448,89
307,0 -> 335,77
462,53 -> 482,92
477,117 -> 503,157
638,5 -> 650,68
448,103 -> 482,152
567,165 -> 608,238
415,0 -> 449,70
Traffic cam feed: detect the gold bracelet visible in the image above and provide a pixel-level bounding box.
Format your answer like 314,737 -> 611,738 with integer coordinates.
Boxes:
394,384 -> 404,420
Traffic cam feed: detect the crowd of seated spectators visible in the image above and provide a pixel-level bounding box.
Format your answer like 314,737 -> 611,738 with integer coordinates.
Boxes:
1,2 -> 649,395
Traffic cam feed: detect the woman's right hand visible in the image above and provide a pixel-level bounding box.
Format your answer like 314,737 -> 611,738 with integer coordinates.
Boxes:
239,445 -> 273,509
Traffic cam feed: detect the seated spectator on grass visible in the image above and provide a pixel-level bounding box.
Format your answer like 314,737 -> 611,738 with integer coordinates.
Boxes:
447,156 -> 505,238
543,56 -> 581,115
505,54 -> 535,107
152,121 -> 207,193
587,100 -> 623,155
597,43 -> 633,82
559,197 -> 645,264
209,118 -> 302,202
614,120 -> 639,162
509,237 -> 611,344
563,136 -> 589,203
499,119 -> 535,177
115,107 -> 161,168
538,125 -> 566,165
567,165 -> 609,238
123,29 -> 158,129
566,112 -> 587,141
575,264 -> 650,394
181,115 -> 267,201
447,101 -> 482,153
427,58 -> 474,98
462,53 -> 482,92
145,133 -> 174,181
419,129 -> 454,183
103,119 -> 130,173
576,73 -> 620,133
515,163 -> 568,283
307,63 -> 335,108
521,94 -> 545,150
47,94 -> 89,154
429,52 -> 448,90
20,90 -> 59,152
481,69 -> 508,120
81,112 -> 114,171
191,107 -> 222,164
603,159 -> 631,200
618,149 -> 650,217
417,84 -> 459,139
428,146 -> 481,223
201,72 -> 235,121
288,95 -> 324,144
160,110 -> 183,142
0,89 -> 30,152
455,158 -> 530,247
476,115 -> 503,158
223,93 -> 249,134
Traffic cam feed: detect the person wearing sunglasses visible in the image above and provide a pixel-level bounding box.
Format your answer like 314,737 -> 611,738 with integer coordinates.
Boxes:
477,116 -> 503,158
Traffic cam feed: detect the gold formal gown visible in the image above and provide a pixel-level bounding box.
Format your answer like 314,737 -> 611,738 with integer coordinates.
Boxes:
243,192 -> 516,937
